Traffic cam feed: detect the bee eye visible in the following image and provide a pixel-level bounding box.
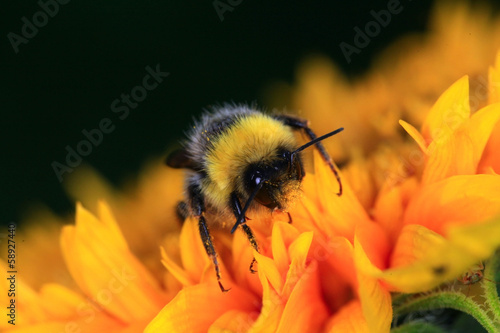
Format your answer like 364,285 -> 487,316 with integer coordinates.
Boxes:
249,170 -> 265,188
255,186 -> 274,208
244,166 -> 275,208
280,151 -> 292,170
281,150 -> 303,181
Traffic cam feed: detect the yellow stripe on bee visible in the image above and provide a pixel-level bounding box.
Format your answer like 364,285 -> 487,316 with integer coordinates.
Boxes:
204,114 -> 297,210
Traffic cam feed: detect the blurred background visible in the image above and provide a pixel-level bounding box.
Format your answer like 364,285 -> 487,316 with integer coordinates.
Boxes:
2,0 -> 438,226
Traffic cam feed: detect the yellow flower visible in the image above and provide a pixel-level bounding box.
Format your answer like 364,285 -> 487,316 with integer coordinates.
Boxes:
4,2 -> 500,333
146,72 -> 500,333
374,75 -> 500,293
148,218 -> 332,333
1,201 -> 169,332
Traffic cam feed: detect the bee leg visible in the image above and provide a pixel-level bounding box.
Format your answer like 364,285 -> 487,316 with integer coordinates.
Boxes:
241,224 -> 259,274
175,201 -> 190,223
274,114 -> 343,196
188,183 -> 230,292
199,215 -> 230,292
230,192 -> 259,274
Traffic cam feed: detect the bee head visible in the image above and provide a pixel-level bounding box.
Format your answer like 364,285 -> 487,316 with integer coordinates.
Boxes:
244,149 -> 303,210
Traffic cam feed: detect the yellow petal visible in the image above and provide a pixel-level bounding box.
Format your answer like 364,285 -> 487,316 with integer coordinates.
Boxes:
421,75 -> 470,143
422,103 -> 500,184
399,120 -> 428,153
287,231 -> 313,271
446,214 -> 500,259
254,251 -> 283,293
354,237 -> 392,333
379,218 -> 500,293
160,246 -> 194,287
272,222 -> 301,276
380,225 -> 466,292
60,202 -> 165,323
0,260 -> 47,326
179,217 -> 211,281
282,232 -> 314,298
38,283 -> 88,319
390,224 -> 446,269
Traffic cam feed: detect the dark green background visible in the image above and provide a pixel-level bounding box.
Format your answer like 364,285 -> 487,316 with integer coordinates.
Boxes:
1,1 -> 434,225
2,1 -> 500,331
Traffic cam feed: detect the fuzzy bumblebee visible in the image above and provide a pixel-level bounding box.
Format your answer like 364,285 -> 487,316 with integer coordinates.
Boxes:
167,104 -> 343,291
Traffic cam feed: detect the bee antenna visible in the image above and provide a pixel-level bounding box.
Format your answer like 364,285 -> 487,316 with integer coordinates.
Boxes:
231,181 -> 264,234
292,127 -> 344,156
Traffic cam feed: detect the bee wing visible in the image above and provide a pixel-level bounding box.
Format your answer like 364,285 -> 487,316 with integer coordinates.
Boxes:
166,148 -> 196,169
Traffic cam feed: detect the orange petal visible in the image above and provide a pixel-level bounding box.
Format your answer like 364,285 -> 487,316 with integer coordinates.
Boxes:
421,75 -> 470,143
251,269 -> 283,333
310,235 -> 355,312
488,51 -> 500,104
404,174 -> 500,234
144,283 -> 257,333
478,112 -> 500,174
341,149 -> 376,211
231,229 -> 261,295
314,235 -> 356,288
2,316 -> 124,333
353,237 -> 392,333
324,300 -> 369,333
282,232 -> 314,298
209,310 -> 257,333
276,261 -> 329,333
298,150 -> 371,240
355,220 -> 390,270
373,178 -> 415,245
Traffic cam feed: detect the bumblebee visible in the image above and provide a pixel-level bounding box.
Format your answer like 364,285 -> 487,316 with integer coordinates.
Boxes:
167,104 -> 343,291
